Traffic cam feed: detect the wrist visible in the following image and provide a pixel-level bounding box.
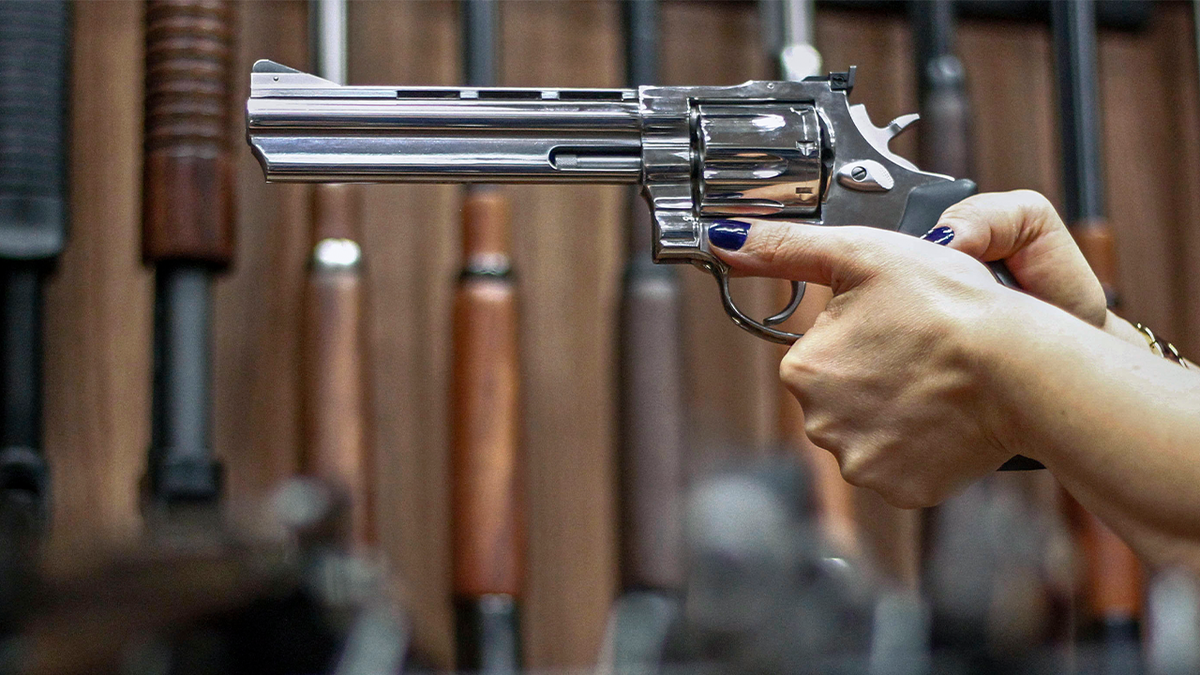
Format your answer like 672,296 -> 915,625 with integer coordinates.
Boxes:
967,291 -> 1079,468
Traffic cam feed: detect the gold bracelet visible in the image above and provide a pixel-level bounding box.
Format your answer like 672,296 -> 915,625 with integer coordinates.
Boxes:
1134,323 -> 1188,368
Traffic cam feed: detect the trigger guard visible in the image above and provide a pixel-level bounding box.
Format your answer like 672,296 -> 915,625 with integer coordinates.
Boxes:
712,265 -> 805,344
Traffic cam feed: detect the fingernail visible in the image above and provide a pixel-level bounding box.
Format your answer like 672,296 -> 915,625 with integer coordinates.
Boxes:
921,225 -> 955,245
709,219 -> 751,251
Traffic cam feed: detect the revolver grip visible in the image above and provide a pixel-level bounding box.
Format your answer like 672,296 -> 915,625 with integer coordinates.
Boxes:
897,179 -> 1020,288
898,179 -> 1044,472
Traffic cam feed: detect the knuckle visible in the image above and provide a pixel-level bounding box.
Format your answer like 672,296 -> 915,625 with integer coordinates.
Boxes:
750,222 -> 790,268
1011,189 -> 1063,232
803,413 -> 840,454
838,452 -> 868,487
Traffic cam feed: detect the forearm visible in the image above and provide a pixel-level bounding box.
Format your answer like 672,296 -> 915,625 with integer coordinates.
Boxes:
985,293 -> 1200,571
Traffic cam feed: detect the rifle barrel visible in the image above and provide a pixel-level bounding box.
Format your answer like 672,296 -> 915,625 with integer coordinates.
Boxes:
617,0 -> 684,594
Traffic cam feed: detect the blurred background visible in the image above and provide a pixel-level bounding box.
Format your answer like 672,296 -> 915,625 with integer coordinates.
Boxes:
20,0 -> 1200,671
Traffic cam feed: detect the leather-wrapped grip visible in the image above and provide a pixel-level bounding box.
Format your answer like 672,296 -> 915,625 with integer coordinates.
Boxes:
0,1 -> 70,261
142,0 -> 235,266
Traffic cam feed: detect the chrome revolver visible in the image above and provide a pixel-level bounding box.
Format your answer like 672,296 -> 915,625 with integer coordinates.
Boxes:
247,60 -> 1008,344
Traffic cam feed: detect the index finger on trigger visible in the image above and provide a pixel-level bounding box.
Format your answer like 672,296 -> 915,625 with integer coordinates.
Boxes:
706,218 -> 889,293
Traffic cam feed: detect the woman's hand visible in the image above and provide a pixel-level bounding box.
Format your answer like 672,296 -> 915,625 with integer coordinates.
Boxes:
707,216 -> 1027,508
706,192 -> 1200,567
930,190 -> 1145,345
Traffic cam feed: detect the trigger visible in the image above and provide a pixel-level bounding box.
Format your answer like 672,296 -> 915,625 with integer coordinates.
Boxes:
763,281 -> 806,327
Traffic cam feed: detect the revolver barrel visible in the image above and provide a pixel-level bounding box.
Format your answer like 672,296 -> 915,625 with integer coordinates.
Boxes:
248,61 -> 643,183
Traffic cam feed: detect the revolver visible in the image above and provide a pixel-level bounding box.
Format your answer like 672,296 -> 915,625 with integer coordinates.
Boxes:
246,60 -> 1013,344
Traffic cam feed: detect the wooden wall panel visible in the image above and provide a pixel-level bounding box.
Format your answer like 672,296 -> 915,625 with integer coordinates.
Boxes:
501,2 -> 623,668
41,0 -> 1200,670
218,0 -> 309,520
44,0 -> 149,569
351,1 -> 461,666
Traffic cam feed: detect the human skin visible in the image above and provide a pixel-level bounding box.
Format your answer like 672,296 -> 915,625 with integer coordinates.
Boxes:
709,190 -> 1200,572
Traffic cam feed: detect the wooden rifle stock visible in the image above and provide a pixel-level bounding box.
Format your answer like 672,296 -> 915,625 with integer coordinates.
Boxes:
142,0 -> 235,506
1053,0 -> 1143,654
143,0 -> 235,267
451,187 -> 524,669
301,183 -> 375,548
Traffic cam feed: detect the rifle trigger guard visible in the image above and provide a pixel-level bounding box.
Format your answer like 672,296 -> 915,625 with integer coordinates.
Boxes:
709,262 -> 806,345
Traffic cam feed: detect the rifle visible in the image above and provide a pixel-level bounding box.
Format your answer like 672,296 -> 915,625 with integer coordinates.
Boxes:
601,0 -> 687,668
0,0 -> 70,635
299,4 -> 412,670
451,0 -> 523,670
301,0 -> 375,554
1053,0 -> 1143,669
142,0 -> 234,519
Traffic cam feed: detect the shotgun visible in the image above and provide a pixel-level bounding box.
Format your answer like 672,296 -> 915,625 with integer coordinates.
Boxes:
451,0 -> 523,670
301,0 -> 375,554
1053,0 -> 1143,670
244,57 -> 1040,472
602,0 -> 687,667
142,0 -> 234,518
0,0 -> 70,635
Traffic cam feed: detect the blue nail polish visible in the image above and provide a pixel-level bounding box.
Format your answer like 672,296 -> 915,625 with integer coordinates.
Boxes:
709,219 -> 751,251
921,225 -> 955,245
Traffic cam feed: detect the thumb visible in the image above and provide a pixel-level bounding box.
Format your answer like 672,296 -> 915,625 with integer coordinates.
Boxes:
706,217 -> 906,292
930,189 -> 1106,325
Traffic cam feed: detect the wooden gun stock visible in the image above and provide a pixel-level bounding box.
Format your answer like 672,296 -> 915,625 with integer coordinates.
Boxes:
451,187 -> 523,669
1072,218 -> 1119,307
142,0 -> 234,267
300,183 -> 375,548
